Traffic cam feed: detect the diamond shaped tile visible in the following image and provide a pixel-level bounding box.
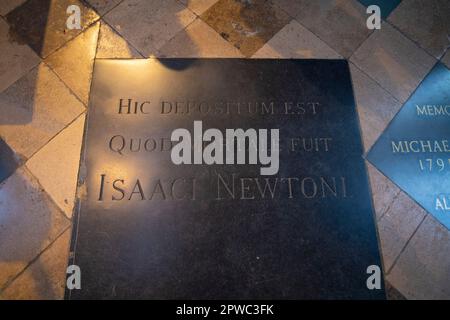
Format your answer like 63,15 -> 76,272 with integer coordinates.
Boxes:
0,229 -> 70,299
103,0 -> 196,57
201,0 -> 291,57
387,215 -> 450,299
158,18 -> 243,57
252,20 -> 341,59
367,62 -> 450,230
179,0 -> 219,15
6,0 -> 99,58
0,63 -> 85,159
291,0 -> 371,58
26,114 -> 86,218
45,22 -> 100,105
96,21 -> 142,58
388,0 -> 450,59
0,19 -> 40,93
0,167 -> 70,289
351,22 -> 436,103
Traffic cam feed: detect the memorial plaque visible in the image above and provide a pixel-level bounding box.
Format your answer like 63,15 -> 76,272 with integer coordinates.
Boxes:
368,62 -> 450,230
67,59 -> 385,299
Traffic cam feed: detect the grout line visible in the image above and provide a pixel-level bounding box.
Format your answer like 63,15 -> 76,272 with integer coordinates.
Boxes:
98,18 -> 146,58
0,225 -> 71,294
386,213 -> 428,275
377,188 -> 401,222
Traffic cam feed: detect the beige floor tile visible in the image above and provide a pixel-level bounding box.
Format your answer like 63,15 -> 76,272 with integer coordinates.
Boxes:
349,63 -> 402,151
0,63 -> 85,159
158,18 -> 243,57
0,0 -> 26,15
179,0 -> 219,15
201,0 -> 291,57
377,191 -> 427,272
0,19 -> 40,93
387,215 -> 450,299
292,0 -> 371,58
351,22 -> 436,103
86,0 -> 123,15
272,0 -> 303,17
253,19 -> 341,59
46,23 -> 100,105
104,0 -> 196,57
26,114 -> 85,219
0,167 -> 70,290
6,0 -> 99,59
442,50 -> 450,69
367,162 -> 401,221
388,0 -> 450,59
0,229 -> 70,300
96,22 -> 142,58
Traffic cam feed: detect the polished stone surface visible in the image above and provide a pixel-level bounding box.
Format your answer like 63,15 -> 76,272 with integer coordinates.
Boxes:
68,59 -> 384,299
6,0 -> 99,58
368,62 -> 450,229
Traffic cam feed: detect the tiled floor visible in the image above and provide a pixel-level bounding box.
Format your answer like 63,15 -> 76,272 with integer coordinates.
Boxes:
0,0 -> 449,300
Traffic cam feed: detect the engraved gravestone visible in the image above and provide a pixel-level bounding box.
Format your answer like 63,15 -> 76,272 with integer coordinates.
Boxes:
67,59 -> 385,299
368,62 -> 450,230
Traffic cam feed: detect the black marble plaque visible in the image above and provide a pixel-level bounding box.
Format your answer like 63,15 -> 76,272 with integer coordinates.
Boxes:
67,59 -> 385,299
368,62 -> 450,230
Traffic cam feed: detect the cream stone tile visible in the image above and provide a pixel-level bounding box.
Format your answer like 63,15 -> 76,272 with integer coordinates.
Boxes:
349,63 -> 402,151
104,0 -> 196,57
0,64 -> 85,159
292,0 -> 371,58
0,229 -> 70,300
0,168 -> 70,290
367,162 -> 401,221
387,215 -> 450,299
377,191 -> 427,272
158,18 -> 243,57
388,0 -> 450,59
46,23 -> 99,105
179,0 -> 219,15
0,0 -> 27,15
96,22 -> 142,58
0,228 -> 70,300
0,19 -> 40,93
26,114 -> 85,219
351,22 -> 436,103
253,20 -> 341,59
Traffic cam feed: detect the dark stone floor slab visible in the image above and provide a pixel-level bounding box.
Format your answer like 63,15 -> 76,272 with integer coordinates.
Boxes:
368,62 -> 450,230
6,0 -> 99,58
0,138 -> 20,183
68,59 -> 385,299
